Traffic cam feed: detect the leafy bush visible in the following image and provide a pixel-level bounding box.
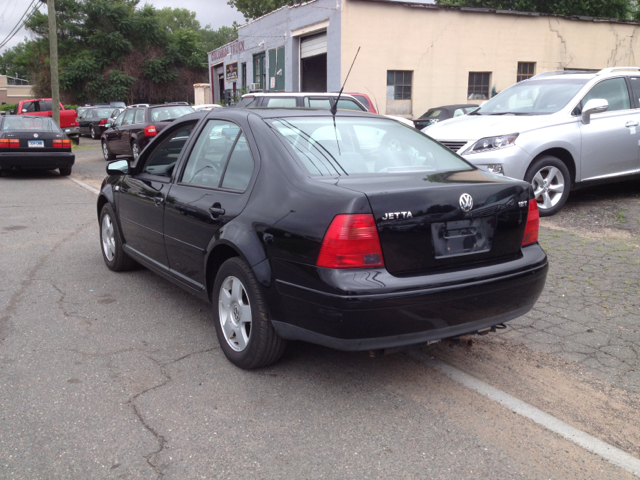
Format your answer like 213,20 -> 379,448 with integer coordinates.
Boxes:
0,104 -> 15,112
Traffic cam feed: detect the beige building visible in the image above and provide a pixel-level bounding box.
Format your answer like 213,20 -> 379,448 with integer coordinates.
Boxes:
0,75 -> 33,105
209,0 -> 640,118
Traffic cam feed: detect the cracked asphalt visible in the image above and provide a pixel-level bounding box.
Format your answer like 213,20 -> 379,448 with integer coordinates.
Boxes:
0,142 -> 639,478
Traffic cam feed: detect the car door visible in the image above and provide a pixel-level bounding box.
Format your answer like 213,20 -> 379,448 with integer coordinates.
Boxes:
78,110 -> 90,135
578,77 -> 639,181
104,110 -> 125,152
163,119 -> 257,290
115,109 -> 136,156
117,123 -> 196,269
626,76 -> 640,173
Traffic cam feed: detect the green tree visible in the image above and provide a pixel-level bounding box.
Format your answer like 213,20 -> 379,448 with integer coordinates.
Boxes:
227,0 -> 300,21
434,0 -> 636,19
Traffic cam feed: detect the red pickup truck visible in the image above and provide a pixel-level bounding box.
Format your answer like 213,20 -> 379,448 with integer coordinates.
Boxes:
14,99 -> 80,143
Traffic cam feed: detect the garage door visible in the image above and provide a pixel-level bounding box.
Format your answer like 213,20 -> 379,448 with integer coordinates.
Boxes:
301,32 -> 327,59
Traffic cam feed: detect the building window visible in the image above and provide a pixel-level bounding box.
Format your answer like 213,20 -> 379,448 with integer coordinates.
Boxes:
241,62 -> 246,89
387,70 -> 412,100
468,72 -> 491,100
517,62 -> 535,82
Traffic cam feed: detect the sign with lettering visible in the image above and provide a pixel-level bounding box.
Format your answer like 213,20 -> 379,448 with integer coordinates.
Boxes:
210,41 -> 246,62
226,62 -> 238,81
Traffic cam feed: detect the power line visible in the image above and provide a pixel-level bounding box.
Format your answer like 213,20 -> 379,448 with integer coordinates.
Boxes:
0,0 -> 41,51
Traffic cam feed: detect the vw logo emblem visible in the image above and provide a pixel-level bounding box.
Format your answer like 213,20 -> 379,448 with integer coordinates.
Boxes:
33,133 -> 38,138
459,193 -> 473,212
232,305 -> 240,321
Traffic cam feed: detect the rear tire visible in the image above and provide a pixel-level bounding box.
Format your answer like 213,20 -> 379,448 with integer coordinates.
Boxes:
524,155 -> 571,217
99,203 -> 136,271
213,258 -> 286,369
59,167 -> 72,176
90,125 -> 98,140
102,140 -> 115,161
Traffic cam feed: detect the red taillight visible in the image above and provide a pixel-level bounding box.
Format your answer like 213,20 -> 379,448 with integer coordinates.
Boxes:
0,138 -> 20,148
145,125 -> 157,137
53,139 -> 71,148
522,199 -> 539,246
99,119 -> 107,125
317,214 -> 384,268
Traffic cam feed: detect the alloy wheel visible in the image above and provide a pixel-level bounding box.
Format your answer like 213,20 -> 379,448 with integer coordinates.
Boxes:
132,143 -> 139,161
102,142 -> 110,160
90,126 -> 96,139
218,276 -> 252,352
531,165 -> 565,211
101,213 -> 116,261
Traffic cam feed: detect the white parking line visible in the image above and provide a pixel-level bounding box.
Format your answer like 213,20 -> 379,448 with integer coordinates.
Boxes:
68,176 -> 100,195
411,352 -> 640,477
67,172 -> 640,477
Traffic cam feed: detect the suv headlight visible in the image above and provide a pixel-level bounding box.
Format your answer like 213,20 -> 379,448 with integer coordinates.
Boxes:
465,133 -> 518,154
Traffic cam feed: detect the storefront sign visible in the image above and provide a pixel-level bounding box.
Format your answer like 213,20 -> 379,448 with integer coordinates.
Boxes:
226,62 -> 239,81
210,41 -> 245,62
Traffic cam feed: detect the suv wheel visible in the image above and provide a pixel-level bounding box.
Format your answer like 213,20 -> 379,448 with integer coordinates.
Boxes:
525,155 -> 571,217
90,125 -> 97,139
131,141 -> 140,161
102,140 -> 115,161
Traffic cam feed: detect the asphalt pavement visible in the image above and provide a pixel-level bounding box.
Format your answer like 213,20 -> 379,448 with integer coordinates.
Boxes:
1,139 -> 639,479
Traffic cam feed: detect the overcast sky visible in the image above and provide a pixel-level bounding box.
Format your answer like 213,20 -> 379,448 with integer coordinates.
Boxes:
0,0 -> 246,55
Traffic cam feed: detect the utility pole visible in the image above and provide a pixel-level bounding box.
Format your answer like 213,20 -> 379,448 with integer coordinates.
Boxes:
41,0 -> 59,125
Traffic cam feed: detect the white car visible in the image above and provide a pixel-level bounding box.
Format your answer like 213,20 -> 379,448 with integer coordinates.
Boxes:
426,67 -> 640,215
193,104 -> 224,112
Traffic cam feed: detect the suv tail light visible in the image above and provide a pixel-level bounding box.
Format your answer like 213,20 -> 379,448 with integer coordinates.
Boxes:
521,199 -> 539,246
99,119 -> 107,125
145,125 -> 157,137
53,139 -> 71,148
317,214 -> 384,268
0,138 -> 20,148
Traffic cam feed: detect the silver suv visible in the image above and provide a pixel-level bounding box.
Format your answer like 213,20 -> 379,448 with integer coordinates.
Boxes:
426,67 -> 640,215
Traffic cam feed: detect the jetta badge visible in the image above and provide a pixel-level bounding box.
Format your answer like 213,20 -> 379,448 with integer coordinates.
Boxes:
33,133 -> 38,138
381,211 -> 413,220
459,193 -> 473,212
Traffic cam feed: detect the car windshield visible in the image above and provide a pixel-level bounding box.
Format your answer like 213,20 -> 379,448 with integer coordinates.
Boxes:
149,105 -> 194,122
269,116 -> 473,176
2,116 -> 61,131
473,78 -> 590,115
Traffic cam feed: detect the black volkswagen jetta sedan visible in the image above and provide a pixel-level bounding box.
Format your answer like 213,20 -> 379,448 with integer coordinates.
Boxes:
97,108 -> 547,369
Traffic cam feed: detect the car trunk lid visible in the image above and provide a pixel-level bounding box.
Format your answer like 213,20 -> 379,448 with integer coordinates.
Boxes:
330,169 -> 532,275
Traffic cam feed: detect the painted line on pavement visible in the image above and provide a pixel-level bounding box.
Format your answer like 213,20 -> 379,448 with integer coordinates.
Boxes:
68,176 -> 100,195
411,351 -> 640,477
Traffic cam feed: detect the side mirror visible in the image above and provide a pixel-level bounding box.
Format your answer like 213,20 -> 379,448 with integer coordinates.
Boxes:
106,159 -> 129,176
581,98 -> 608,124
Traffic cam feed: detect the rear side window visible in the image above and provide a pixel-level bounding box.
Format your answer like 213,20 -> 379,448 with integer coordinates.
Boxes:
352,95 -> 370,109
38,101 -> 53,111
629,77 -> 640,106
221,134 -> 254,191
121,110 -> 135,126
265,97 -> 297,108
304,98 -> 366,111
236,96 -> 258,108
134,109 -> 145,124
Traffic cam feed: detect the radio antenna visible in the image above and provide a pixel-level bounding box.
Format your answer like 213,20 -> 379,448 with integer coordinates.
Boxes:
331,46 -> 360,116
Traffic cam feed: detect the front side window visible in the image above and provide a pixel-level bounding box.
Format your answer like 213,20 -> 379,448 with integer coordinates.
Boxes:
579,78 -> 630,113
468,72 -> 491,100
181,120 -> 244,188
142,122 -> 196,177
387,71 -> 412,100
21,102 -> 36,113
269,117 -> 472,176
121,110 -> 135,126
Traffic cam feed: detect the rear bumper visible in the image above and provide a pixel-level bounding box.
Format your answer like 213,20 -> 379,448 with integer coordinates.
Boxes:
270,244 -> 548,351
0,152 -> 75,170
63,126 -> 79,138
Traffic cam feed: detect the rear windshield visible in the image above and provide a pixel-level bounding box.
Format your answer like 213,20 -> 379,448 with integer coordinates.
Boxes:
149,105 -> 194,122
94,108 -> 116,117
2,116 -> 61,132
268,116 -> 473,176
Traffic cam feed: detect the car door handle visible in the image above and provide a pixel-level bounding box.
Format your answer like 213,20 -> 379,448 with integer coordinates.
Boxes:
154,195 -> 164,206
209,206 -> 225,217
626,121 -> 639,127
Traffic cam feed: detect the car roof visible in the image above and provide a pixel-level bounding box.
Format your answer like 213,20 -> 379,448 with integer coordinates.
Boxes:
219,108 -> 378,120
242,92 -> 358,99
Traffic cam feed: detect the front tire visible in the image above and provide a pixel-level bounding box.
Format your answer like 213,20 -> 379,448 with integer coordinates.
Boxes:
99,203 -> 136,271
131,141 -> 140,161
524,155 -> 571,217
213,258 -> 286,369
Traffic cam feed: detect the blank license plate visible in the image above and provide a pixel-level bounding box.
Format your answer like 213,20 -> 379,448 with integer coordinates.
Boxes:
28,140 -> 44,148
431,218 -> 491,258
